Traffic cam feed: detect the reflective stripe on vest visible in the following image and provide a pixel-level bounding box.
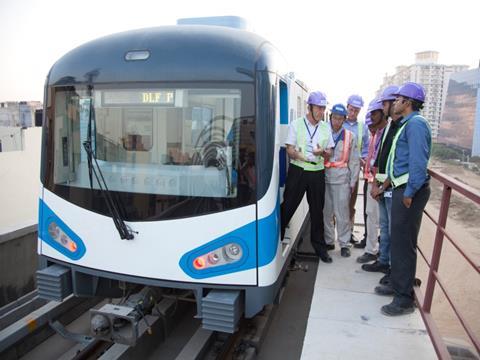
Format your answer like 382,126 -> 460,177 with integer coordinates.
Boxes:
324,129 -> 352,168
291,117 -> 330,171
387,115 -> 430,188
375,120 -> 392,183
375,173 -> 388,182
357,121 -> 364,157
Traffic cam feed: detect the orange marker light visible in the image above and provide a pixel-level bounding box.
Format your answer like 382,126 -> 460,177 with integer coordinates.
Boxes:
68,241 -> 77,252
193,257 -> 206,270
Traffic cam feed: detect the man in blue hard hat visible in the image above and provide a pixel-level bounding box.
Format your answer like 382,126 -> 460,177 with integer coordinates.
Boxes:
281,91 -> 335,263
343,94 -> 369,246
377,82 -> 431,316
363,86 -> 400,281
324,103 -> 359,258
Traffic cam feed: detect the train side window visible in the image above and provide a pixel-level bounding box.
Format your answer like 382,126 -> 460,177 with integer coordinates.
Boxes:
279,81 -> 288,125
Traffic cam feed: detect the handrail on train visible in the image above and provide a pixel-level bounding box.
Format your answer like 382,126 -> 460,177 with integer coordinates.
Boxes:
415,168 -> 480,359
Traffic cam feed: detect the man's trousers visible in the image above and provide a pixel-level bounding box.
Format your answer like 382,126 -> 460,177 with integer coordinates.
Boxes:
281,164 -> 326,255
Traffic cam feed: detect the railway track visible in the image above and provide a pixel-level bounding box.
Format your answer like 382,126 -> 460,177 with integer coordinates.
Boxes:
1,248 -> 317,360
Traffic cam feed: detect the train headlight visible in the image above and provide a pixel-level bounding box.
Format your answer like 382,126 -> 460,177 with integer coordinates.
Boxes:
191,242 -> 244,271
47,221 -> 78,253
48,222 -> 60,239
224,243 -> 242,260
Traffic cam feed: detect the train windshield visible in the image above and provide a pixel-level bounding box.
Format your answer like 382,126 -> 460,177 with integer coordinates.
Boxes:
44,84 -> 256,220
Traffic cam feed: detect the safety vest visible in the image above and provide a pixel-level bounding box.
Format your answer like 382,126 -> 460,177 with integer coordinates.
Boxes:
375,120 -> 392,183
364,130 -> 380,183
324,129 -> 352,168
290,117 -> 331,171
357,121 -> 364,157
387,115 -> 431,188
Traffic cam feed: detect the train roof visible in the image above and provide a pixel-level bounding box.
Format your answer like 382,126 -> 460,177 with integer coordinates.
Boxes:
48,26 -> 287,86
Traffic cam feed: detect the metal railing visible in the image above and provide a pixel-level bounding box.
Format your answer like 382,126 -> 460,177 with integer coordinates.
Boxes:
414,168 -> 480,359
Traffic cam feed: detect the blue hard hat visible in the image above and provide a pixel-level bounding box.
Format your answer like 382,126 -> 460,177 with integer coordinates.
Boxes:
307,91 -> 328,107
331,103 -> 348,116
367,98 -> 384,114
347,94 -> 364,108
379,85 -> 400,102
365,112 -> 372,126
393,82 -> 426,102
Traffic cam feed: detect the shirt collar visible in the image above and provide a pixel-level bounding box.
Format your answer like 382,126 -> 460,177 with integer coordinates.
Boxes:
304,116 -> 319,127
332,127 -> 343,136
399,111 -> 419,126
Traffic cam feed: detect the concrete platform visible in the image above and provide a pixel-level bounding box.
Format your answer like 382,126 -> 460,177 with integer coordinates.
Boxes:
300,244 -> 437,360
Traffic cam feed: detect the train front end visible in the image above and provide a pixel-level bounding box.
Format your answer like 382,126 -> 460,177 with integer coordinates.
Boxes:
37,25 -> 287,330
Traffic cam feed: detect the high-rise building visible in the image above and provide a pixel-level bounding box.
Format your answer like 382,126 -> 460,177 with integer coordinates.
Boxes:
377,51 -> 468,140
437,68 -> 480,156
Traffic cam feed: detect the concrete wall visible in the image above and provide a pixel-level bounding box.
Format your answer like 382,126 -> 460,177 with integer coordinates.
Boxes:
0,127 -> 41,233
0,225 -> 38,307
0,126 -> 25,152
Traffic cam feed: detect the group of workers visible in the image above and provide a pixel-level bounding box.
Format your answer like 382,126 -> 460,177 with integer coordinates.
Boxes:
280,82 -> 432,316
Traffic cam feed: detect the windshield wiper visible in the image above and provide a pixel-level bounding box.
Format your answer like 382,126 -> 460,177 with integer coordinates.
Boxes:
86,99 -> 94,189
82,95 -> 135,240
83,141 -> 135,240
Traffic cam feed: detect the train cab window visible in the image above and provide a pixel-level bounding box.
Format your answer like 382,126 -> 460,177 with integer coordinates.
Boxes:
45,84 -> 255,220
122,109 -> 153,152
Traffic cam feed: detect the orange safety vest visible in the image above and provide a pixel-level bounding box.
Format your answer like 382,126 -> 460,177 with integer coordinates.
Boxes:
324,129 -> 352,168
364,130 -> 380,182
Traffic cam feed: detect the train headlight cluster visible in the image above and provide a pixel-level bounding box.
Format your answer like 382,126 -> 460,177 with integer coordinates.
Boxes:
192,242 -> 243,270
47,221 -> 78,252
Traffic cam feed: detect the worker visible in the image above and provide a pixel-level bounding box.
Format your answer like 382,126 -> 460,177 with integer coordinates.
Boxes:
343,94 -> 369,245
281,91 -> 335,263
378,82 -> 431,316
323,103 -> 359,258
356,99 -> 387,264
362,85 -> 400,282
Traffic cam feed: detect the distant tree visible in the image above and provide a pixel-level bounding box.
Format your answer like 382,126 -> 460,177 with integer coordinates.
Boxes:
432,143 -> 462,160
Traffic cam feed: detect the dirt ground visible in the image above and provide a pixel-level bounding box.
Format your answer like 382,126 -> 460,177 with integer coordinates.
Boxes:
416,159 -> 480,350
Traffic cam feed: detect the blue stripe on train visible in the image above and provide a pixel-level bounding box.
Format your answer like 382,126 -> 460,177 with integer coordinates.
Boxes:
279,146 -> 287,188
38,199 -> 87,260
179,200 -> 280,279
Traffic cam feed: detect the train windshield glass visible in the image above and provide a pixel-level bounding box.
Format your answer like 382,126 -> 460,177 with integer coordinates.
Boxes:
50,86 -> 254,201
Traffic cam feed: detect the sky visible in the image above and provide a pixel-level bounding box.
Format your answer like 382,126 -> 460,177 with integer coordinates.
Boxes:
0,0 -> 478,108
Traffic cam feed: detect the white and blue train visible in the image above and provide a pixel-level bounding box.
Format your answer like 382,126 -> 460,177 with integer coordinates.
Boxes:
37,18 -> 310,334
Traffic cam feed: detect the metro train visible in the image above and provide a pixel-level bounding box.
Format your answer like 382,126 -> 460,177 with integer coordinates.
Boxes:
37,18 -> 310,335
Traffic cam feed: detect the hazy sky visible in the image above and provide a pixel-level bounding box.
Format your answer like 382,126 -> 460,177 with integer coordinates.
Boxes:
0,0 -> 478,108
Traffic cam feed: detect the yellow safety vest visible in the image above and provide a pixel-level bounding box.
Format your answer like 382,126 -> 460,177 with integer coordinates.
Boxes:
387,115 -> 431,188
357,121 -> 364,157
375,120 -> 392,183
291,117 -> 331,171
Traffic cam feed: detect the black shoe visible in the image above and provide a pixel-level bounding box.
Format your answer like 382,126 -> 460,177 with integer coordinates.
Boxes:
361,260 -> 389,274
379,273 -> 390,285
318,252 -> 332,263
326,244 -> 335,251
356,252 -> 377,263
353,240 -> 366,249
340,247 -> 351,257
381,299 -> 415,316
374,285 -> 394,296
